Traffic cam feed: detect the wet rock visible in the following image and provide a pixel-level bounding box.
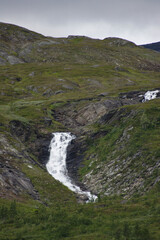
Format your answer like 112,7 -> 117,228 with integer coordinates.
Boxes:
157,91 -> 160,98
77,194 -> 89,204
119,90 -> 145,102
33,133 -> 52,165
66,137 -> 85,185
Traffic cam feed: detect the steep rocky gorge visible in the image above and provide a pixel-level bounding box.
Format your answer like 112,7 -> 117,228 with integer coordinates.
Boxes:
0,119 -> 51,200
51,90 -> 160,198
1,84 -> 160,201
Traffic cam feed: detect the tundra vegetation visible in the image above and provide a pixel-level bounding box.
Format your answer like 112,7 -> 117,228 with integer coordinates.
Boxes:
0,22 -> 160,239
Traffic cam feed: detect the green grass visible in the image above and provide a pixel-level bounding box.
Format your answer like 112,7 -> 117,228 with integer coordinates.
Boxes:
21,163 -> 77,206
0,62 -> 159,125
0,186 -> 159,240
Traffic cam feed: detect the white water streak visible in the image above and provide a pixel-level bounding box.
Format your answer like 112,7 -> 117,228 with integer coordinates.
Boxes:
143,90 -> 159,102
46,132 -> 97,202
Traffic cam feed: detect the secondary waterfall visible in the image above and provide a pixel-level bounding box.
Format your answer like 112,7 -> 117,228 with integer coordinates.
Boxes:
143,90 -> 159,102
46,132 -> 97,202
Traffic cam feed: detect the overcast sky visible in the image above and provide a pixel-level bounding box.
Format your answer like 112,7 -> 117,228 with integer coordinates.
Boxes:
0,0 -> 159,44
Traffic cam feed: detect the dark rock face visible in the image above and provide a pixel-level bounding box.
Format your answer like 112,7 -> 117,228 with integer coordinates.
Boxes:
0,120 -> 52,201
0,166 -> 40,200
9,120 -> 52,166
0,133 -> 41,201
66,137 -> 87,190
119,90 -> 144,102
34,133 -> 52,165
98,110 -> 118,124
52,94 -> 143,135
156,90 -> 160,98
9,120 -> 31,142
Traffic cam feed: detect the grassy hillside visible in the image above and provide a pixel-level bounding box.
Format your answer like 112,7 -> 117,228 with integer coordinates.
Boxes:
0,188 -> 160,240
0,23 -> 160,239
80,100 -> 160,196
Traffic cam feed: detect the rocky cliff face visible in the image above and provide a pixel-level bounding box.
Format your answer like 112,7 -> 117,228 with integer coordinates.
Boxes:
52,91 -> 160,198
0,132 -> 39,200
0,119 -> 53,201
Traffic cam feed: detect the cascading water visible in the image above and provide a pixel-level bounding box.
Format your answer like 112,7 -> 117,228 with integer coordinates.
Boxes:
142,90 -> 159,102
46,132 -> 97,202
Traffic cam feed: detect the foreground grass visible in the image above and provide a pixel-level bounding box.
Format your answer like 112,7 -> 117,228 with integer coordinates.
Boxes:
0,186 -> 160,240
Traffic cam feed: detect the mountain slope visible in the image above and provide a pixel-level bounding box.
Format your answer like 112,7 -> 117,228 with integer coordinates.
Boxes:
0,22 -> 160,240
0,22 -> 160,70
141,41 -> 160,52
0,22 -> 160,201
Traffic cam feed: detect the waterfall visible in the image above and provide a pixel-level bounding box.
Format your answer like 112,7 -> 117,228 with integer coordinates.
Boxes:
46,132 -> 97,202
143,90 -> 159,102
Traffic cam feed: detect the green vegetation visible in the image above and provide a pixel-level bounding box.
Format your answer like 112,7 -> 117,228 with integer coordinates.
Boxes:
0,62 -> 159,125
0,23 -> 160,239
0,187 -> 160,240
80,100 -> 160,196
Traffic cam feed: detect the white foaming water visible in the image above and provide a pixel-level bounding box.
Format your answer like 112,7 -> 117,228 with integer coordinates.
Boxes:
46,132 -> 97,202
143,90 -> 159,102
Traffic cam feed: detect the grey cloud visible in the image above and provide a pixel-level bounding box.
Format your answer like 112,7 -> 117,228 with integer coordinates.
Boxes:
0,0 -> 159,44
